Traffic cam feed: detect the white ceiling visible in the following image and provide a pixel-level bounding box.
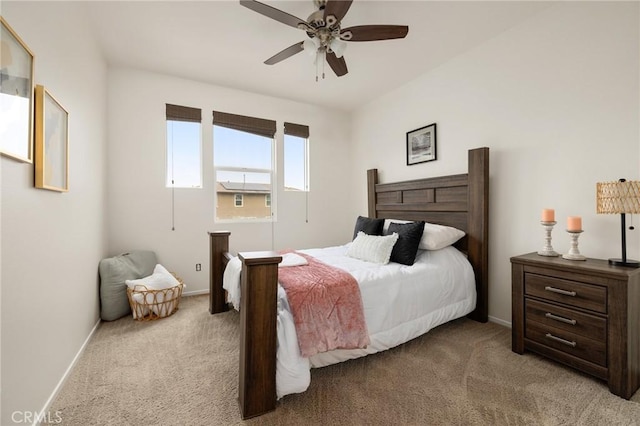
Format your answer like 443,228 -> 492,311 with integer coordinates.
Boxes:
84,0 -> 553,112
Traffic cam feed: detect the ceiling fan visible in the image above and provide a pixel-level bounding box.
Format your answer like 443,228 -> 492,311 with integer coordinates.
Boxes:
240,0 -> 409,80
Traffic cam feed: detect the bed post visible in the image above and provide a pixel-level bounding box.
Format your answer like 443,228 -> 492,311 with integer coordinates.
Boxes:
208,231 -> 230,314
466,147 -> 489,323
238,251 -> 282,419
367,169 -> 378,217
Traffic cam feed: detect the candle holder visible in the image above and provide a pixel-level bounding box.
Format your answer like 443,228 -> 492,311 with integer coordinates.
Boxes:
538,221 -> 560,257
562,230 -> 586,261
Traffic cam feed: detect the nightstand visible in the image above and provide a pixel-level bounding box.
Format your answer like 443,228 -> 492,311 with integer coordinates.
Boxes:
511,253 -> 640,399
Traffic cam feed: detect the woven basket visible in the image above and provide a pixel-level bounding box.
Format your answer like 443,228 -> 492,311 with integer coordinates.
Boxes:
126,275 -> 184,321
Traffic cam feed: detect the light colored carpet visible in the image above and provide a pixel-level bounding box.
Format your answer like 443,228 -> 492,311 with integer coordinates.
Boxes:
50,295 -> 640,425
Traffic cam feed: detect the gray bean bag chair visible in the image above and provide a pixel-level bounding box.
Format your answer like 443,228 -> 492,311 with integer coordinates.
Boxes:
99,250 -> 157,321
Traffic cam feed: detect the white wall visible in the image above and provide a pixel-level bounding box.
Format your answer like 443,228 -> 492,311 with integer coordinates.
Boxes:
107,69 -> 352,294
350,2 -> 640,324
0,2 -> 107,424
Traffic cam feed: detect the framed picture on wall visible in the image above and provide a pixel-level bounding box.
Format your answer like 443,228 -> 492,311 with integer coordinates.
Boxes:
0,17 -> 35,163
34,85 -> 69,192
406,123 -> 436,166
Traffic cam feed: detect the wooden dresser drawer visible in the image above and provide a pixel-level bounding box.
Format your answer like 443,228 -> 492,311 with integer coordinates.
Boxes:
525,273 -> 607,313
525,299 -> 606,342
526,320 -> 606,367
513,253 -> 640,399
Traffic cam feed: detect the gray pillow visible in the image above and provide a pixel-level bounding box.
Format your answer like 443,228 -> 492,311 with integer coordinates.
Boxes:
99,250 -> 157,321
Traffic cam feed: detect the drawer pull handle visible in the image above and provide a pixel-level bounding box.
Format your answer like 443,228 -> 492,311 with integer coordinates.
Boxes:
545,333 -> 577,347
544,286 -> 576,297
545,312 -> 577,325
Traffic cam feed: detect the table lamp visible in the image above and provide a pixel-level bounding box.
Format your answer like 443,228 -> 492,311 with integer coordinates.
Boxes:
596,179 -> 640,267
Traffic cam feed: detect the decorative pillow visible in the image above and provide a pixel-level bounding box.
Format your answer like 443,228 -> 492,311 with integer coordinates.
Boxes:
388,221 -> 425,265
383,219 -> 465,251
99,250 -> 158,321
422,222 -> 465,250
346,231 -> 399,264
352,216 -> 385,240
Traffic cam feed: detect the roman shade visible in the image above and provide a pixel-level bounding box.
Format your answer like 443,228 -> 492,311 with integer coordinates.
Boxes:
166,104 -> 201,123
213,110 -> 276,138
284,122 -> 309,139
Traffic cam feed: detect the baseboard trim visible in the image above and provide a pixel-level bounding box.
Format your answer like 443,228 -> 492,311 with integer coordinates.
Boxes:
489,315 -> 511,328
35,318 -> 101,426
183,289 -> 209,297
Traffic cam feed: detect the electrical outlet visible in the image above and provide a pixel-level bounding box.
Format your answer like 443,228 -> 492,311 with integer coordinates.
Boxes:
195,263 -> 201,271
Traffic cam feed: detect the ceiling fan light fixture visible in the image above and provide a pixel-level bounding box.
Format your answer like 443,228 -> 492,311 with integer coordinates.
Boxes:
303,38 -> 320,56
241,0 -> 408,79
329,38 -> 347,58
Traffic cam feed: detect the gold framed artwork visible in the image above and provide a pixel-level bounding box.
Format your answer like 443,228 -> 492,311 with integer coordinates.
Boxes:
1,17 -> 35,163
34,85 -> 69,192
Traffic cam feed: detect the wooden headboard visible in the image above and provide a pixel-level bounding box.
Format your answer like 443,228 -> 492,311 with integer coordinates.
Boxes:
366,147 -> 489,322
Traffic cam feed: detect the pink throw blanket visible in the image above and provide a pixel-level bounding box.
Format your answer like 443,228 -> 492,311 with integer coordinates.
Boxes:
278,251 -> 370,358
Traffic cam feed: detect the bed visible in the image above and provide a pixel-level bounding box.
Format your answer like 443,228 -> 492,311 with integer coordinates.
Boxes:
208,147 -> 489,419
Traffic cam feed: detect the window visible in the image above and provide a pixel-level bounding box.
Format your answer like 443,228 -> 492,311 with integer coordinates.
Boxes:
166,104 -> 202,188
284,122 -> 309,192
213,111 -> 276,222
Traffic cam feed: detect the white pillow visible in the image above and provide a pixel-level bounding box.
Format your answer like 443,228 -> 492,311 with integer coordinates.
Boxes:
346,231 -> 399,264
383,219 -> 465,251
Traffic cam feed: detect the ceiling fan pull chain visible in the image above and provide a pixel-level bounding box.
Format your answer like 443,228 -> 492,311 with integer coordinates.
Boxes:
322,51 -> 326,80
315,51 -> 319,82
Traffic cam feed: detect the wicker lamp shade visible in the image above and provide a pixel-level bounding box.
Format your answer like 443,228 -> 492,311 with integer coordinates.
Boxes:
596,180 -> 640,214
596,179 -> 640,267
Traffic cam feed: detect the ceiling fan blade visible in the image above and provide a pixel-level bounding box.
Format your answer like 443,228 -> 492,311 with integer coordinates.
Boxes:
326,51 -> 348,77
341,25 -> 409,42
264,42 -> 304,65
324,0 -> 353,23
240,0 -> 308,30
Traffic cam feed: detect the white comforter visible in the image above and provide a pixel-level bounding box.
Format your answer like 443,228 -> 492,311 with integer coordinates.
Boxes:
223,244 -> 476,399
